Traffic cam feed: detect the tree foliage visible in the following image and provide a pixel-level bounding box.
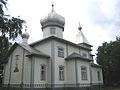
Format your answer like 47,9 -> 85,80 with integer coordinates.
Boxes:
0,0 -> 26,40
96,37 -> 120,86
0,0 -> 26,56
0,36 -> 9,59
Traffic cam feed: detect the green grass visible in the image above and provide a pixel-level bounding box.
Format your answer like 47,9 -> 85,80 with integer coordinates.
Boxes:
100,87 -> 120,90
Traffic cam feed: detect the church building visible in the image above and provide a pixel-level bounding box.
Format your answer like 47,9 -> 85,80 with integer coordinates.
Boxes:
3,4 -> 103,89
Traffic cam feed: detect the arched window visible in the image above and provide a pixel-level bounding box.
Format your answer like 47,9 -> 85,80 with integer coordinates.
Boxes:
81,66 -> 87,80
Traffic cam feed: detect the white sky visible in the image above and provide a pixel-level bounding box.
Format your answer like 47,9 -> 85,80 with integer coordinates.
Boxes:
7,0 -> 120,57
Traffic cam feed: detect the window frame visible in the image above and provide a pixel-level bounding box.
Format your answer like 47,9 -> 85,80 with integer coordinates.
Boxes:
82,53 -> 87,58
40,64 -> 46,81
81,66 -> 88,80
97,71 -> 101,81
59,65 -> 64,81
58,47 -> 64,58
50,27 -> 56,34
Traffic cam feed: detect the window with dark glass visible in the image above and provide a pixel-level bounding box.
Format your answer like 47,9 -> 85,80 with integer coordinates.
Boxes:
58,47 -> 64,58
97,71 -> 101,81
81,66 -> 87,80
59,66 -> 64,80
50,28 -> 55,34
40,64 -> 46,80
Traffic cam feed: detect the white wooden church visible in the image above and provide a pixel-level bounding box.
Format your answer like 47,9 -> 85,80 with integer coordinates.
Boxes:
3,4 -> 103,89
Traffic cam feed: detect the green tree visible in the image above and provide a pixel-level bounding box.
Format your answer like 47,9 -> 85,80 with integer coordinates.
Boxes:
0,0 -> 25,40
96,37 -> 120,86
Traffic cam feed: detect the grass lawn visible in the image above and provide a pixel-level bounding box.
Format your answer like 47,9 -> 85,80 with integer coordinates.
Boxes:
101,87 -> 120,90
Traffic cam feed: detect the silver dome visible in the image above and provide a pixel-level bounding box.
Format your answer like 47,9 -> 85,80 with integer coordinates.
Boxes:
22,30 -> 30,39
40,7 -> 65,30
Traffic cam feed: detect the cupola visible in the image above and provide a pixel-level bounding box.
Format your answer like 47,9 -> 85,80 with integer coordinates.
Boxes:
75,22 -> 92,49
21,29 -> 30,44
40,4 -> 65,38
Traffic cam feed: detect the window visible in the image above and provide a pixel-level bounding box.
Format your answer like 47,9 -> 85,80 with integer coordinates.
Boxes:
59,66 -> 64,80
40,65 -> 46,80
50,28 -> 55,34
97,71 -> 101,81
58,47 -> 64,58
14,55 -> 19,72
81,66 -> 87,80
82,53 -> 87,58
16,55 -> 19,60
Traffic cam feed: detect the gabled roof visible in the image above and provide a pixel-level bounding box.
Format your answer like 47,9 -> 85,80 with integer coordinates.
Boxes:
3,42 -> 50,64
65,52 -> 93,62
18,43 -> 50,58
30,36 -> 92,51
79,30 -> 89,45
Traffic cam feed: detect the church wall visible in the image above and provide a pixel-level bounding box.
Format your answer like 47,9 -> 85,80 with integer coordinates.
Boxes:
67,44 -> 80,56
53,40 -> 91,85
66,60 -> 76,84
54,41 -> 66,85
4,46 -> 23,84
91,67 -> 103,84
77,60 -> 91,84
4,56 -> 11,84
43,26 -> 63,38
34,57 -> 49,84
33,40 -> 51,56
8,46 -> 23,84
79,48 -> 90,59
23,51 -> 31,84
4,46 -> 31,85
32,40 -> 51,84
65,60 -> 91,85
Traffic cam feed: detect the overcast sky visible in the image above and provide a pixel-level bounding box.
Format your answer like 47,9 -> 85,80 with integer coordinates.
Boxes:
7,0 -> 120,56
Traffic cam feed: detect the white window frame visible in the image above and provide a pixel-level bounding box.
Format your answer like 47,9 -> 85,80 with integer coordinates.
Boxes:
59,65 -> 64,81
58,47 -> 64,58
40,64 -> 46,81
81,66 -> 88,80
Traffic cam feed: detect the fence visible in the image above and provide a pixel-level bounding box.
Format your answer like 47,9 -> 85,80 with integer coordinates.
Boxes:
0,83 -> 104,90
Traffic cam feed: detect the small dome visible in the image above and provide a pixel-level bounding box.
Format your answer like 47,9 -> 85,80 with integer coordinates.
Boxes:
21,30 -> 30,39
40,5 -> 65,30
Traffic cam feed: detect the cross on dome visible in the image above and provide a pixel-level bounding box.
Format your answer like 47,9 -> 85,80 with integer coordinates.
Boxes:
75,22 -> 89,45
78,22 -> 82,31
52,2 -> 54,11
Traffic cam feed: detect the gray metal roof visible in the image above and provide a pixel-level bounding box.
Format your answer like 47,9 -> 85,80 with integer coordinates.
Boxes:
18,43 -> 49,57
65,52 -> 93,62
91,63 -> 102,68
30,36 -> 92,51
3,42 -> 50,64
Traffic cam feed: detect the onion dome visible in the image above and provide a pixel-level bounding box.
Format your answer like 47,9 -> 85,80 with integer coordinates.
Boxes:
21,29 -> 30,39
40,4 -> 65,30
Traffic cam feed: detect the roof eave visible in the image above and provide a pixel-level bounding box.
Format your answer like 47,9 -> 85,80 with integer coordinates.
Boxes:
26,54 -> 50,58
30,36 -> 92,51
65,57 -> 93,62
